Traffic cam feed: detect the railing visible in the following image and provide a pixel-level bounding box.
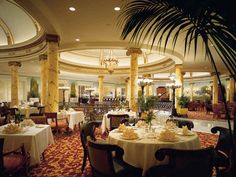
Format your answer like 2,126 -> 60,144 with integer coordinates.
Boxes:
155,101 -> 173,112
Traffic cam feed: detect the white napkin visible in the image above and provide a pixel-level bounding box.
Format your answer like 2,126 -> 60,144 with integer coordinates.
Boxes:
118,123 -> 127,132
122,128 -> 138,139
159,128 -> 177,141
182,125 -> 189,135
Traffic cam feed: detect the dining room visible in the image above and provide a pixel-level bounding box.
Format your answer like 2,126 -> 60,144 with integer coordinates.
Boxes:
0,0 -> 235,177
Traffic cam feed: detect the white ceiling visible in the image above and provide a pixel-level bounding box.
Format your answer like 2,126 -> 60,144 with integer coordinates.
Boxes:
0,0 -> 230,84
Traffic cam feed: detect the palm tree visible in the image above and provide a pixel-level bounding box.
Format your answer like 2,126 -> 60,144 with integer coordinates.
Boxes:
118,0 -> 236,175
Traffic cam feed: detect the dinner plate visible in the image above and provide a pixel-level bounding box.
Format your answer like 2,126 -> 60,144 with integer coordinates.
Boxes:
176,131 -> 194,136
158,137 -> 179,142
120,135 -> 139,140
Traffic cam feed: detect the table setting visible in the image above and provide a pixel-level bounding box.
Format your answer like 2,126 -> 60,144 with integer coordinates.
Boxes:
108,121 -> 201,175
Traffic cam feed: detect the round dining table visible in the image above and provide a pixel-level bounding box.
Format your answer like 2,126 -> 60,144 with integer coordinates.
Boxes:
108,125 -> 201,176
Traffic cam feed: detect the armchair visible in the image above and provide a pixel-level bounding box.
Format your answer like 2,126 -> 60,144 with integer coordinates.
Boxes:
87,137 -> 142,177
146,147 -> 214,177
0,138 -> 29,177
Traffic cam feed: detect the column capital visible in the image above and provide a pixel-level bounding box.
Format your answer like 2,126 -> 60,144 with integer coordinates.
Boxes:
39,54 -> 48,61
143,74 -> 151,78
125,77 -> 130,82
45,34 -> 60,43
126,48 -> 142,56
98,75 -> 104,79
211,72 -> 221,76
181,72 -> 186,76
8,61 -> 21,67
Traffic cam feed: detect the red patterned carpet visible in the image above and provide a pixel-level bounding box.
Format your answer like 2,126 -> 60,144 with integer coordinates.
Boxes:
29,130 -> 218,177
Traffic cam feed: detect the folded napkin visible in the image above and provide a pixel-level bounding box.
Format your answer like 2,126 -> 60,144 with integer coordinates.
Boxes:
165,121 -> 177,130
159,128 -> 177,141
3,124 -> 23,134
122,128 -> 138,139
68,108 -> 75,112
136,120 -> 147,128
61,109 -> 68,115
118,123 -> 127,132
20,119 -> 35,127
182,125 -> 189,135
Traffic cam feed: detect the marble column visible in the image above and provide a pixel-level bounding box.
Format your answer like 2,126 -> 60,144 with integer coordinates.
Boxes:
226,76 -> 235,102
98,76 -> 104,102
190,83 -> 195,101
175,64 -> 183,110
125,77 -> 130,101
211,72 -> 219,104
46,34 -> 60,112
144,74 -> 151,97
127,48 -> 142,112
39,54 -> 48,106
8,61 -> 21,107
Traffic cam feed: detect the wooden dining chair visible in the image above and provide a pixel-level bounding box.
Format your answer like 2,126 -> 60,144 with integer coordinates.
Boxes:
45,112 -> 69,135
107,114 -> 129,130
30,115 -> 47,124
211,126 -> 232,177
146,147 -> 215,177
80,121 -> 101,173
87,137 -> 142,177
0,138 -> 30,177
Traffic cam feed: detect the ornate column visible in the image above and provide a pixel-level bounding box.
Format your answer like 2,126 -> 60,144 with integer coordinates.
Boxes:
39,54 -> 48,106
125,77 -> 130,101
229,76 -> 235,102
190,83 -> 195,101
144,74 -> 151,96
211,72 -> 218,104
46,34 -> 60,112
175,64 -> 183,110
98,75 -> 104,102
127,48 -> 142,112
8,61 -> 21,107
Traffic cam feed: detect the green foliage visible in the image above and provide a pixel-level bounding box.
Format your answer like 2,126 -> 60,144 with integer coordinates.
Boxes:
178,95 -> 190,108
138,95 -> 159,112
29,78 -> 39,98
145,110 -> 155,124
70,82 -> 76,97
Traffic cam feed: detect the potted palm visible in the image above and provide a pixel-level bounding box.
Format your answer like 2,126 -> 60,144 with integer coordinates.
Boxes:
119,0 -> 235,175
178,96 -> 189,115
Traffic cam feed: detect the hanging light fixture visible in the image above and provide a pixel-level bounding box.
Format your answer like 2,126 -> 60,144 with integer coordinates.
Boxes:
102,50 -> 119,74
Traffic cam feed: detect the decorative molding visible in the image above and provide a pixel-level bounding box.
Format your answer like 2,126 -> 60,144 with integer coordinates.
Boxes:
126,48 -> 142,56
45,34 -> 60,44
8,61 -> 22,67
39,54 -> 48,61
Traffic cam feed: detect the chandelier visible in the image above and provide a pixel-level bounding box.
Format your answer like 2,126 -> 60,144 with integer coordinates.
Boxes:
102,50 -> 119,74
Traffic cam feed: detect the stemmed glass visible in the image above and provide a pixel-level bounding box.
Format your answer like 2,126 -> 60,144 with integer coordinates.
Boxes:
128,118 -> 135,127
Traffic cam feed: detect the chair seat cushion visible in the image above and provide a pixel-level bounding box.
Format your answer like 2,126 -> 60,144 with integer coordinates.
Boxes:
49,120 -> 68,128
4,154 -> 26,172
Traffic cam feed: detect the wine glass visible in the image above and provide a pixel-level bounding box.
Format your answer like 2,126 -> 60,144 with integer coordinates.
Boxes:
128,118 -> 135,127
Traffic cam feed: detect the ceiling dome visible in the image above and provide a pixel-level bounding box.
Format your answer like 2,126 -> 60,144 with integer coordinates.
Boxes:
0,0 -> 40,46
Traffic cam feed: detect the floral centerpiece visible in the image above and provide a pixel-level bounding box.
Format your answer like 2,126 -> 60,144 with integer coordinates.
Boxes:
138,96 -> 158,128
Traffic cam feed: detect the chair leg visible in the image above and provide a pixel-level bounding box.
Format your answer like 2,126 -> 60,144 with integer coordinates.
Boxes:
81,150 -> 87,173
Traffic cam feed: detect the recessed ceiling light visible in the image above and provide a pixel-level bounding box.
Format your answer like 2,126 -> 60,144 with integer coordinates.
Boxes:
69,7 -> 76,11
75,38 -> 80,42
114,7 -> 120,11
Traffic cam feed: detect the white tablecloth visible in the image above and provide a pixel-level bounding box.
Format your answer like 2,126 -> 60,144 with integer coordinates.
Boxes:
19,107 -> 39,116
108,125 -> 201,176
101,111 -> 136,132
0,124 -> 54,165
58,111 -> 85,130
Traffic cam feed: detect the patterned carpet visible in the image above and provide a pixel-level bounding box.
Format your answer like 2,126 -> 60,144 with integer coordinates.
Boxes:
186,110 -> 231,122
29,130 -> 218,177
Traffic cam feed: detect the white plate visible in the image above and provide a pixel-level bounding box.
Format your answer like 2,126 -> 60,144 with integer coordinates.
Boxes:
176,131 -> 194,136
158,137 -> 179,142
120,135 -> 139,140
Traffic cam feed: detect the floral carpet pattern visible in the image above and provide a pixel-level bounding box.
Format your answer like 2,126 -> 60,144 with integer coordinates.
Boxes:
29,130 -> 218,177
